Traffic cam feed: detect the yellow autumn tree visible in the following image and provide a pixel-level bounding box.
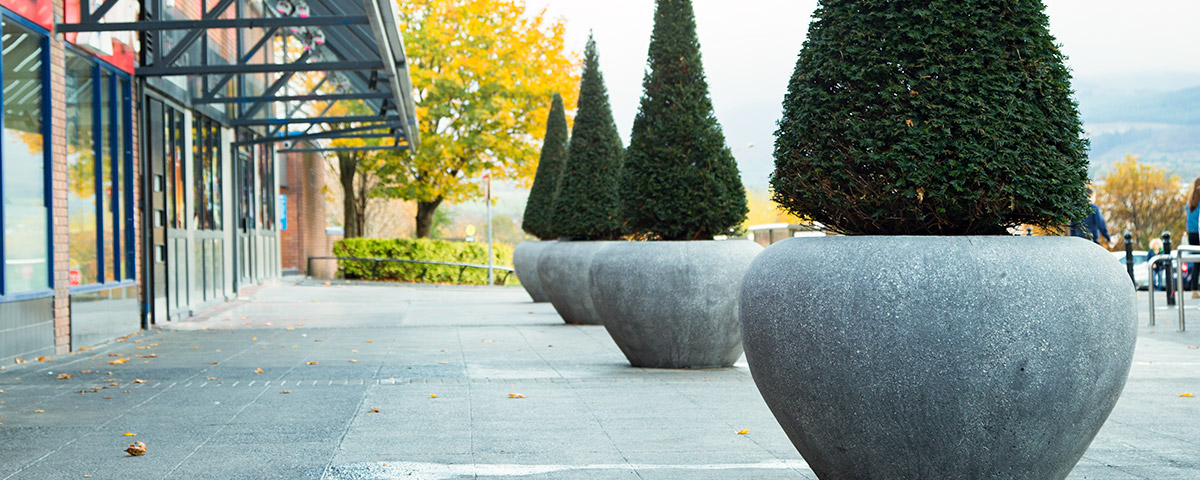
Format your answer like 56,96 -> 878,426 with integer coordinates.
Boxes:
744,188 -> 804,227
374,0 -> 581,238
1096,155 -> 1186,251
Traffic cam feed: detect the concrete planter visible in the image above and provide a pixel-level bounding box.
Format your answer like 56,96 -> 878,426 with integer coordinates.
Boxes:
739,236 -> 1137,479
591,240 -> 762,368
539,241 -> 613,325
513,241 -> 551,302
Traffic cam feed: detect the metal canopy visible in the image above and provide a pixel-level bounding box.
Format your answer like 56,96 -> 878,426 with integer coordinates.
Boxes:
57,0 -> 420,152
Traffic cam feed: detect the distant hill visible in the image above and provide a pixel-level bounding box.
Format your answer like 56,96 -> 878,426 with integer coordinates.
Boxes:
1075,74 -> 1200,179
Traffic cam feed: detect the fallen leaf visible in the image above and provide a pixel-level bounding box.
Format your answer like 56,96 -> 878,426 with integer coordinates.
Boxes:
430,393 -> 438,398
737,429 -> 750,435
210,362 -> 219,365
254,368 -> 263,373
34,410 -> 44,413
251,337 -> 257,341
207,377 -> 219,380
192,346 -> 198,350
314,339 -> 324,343
0,390 -> 5,393
215,349 -> 221,353
108,359 -> 127,365
13,358 -> 24,364
241,316 -> 249,320
1181,393 -> 1195,397
79,370 -> 92,374
108,354 -> 122,357
349,359 -> 358,363
280,390 -> 292,394
323,282 -> 331,286
103,396 -> 112,399
438,361 -> 449,365
123,432 -> 137,437
909,90 -> 919,95
122,390 -> 131,394
110,382 -> 120,386
78,346 -> 90,351
286,326 -> 295,330
125,441 -> 147,456
132,379 -> 147,384
307,361 -> 318,365
57,373 -> 73,380
366,340 -> 373,344
1189,345 -> 1198,349
508,394 -> 526,399
350,349 -> 359,353
905,119 -> 914,127
368,408 -> 381,413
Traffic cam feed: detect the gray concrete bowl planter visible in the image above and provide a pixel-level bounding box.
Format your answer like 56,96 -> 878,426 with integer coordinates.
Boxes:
739,236 -> 1137,479
513,241 -> 551,302
539,240 -> 614,325
591,240 -> 763,368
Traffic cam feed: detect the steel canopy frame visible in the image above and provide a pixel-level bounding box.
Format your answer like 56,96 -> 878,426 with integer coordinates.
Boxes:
56,0 -> 420,152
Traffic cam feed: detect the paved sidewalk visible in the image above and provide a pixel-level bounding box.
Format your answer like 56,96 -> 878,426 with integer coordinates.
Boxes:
0,280 -> 1195,479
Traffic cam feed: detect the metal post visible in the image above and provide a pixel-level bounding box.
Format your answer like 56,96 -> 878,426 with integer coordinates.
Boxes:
1026,227 -> 1033,236
1125,232 -> 1134,285
1179,249 -> 1187,331
486,173 -> 494,286
1149,257 -> 1157,326
1165,232 -> 1175,306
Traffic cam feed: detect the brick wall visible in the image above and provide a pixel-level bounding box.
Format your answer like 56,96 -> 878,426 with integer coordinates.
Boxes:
279,150 -> 329,274
50,0 -> 69,354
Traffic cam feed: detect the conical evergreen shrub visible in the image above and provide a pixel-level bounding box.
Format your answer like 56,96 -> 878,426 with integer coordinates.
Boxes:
522,94 -> 569,240
622,0 -> 747,241
772,0 -> 1091,235
551,35 -> 624,240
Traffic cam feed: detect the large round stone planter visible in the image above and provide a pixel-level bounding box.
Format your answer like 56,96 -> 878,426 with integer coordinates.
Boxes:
539,241 -> 613,325
513,241 -> 550,302
591,240 -> 762,368
739,236 -> 1137,479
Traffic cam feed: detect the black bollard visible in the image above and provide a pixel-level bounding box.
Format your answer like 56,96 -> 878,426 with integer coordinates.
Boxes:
1165,231 -> 1176,306
1125,232 -> 1134,286
1026,227 -> 1033,236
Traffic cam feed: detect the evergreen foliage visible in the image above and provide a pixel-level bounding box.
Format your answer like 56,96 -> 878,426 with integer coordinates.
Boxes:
622,0 -> 748,241
522,94 -> 569,240
772,0 -> 1091,235
551,36 -> 625,240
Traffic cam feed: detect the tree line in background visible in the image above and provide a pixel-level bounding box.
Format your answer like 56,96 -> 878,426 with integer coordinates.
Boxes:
1095,154 -> 1187,251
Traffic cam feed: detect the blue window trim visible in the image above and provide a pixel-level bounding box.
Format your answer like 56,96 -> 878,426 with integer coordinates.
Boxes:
68,47 -> 132,290
0,289 -> 54,304
0,9 -> 52,296
69,279 -> 136,296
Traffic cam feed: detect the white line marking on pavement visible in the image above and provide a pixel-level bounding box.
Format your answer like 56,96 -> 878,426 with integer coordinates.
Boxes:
326,460 -> 811,479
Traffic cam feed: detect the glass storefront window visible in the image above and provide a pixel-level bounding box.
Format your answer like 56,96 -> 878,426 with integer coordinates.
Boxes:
63,48 -> 133,288
66,51 -> 97,285
2,18 -> 49,294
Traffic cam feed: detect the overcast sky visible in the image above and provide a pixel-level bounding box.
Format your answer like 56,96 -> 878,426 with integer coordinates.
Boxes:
528,0 -> 1200,188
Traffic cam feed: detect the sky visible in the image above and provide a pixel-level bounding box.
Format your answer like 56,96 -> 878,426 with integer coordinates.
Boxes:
528,0 -> 1200,189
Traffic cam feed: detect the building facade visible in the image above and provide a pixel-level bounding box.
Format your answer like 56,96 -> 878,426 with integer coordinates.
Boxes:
1,0 -> 417,363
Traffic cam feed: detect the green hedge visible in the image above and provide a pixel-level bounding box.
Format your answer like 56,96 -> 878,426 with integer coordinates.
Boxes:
332,238 -> 514,285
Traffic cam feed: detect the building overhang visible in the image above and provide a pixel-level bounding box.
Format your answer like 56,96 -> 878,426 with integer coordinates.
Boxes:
57,0 -> 420,152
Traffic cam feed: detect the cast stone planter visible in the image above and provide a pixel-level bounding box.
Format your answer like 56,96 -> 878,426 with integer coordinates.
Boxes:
591,240 -> 762,368
512,241 -> 550,302
538,240 -> 613,325
739,236 -> 1137,479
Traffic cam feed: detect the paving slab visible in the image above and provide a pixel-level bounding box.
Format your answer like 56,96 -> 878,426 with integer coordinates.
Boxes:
0,280 -> 1195,479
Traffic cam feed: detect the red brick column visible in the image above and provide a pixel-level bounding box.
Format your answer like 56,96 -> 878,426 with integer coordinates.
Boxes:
50,0 -> 70,354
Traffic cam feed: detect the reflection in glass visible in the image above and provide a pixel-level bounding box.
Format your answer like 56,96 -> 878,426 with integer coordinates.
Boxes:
2,19 -> 48,293
100,70 -> 116,283
66,51 -> 97,286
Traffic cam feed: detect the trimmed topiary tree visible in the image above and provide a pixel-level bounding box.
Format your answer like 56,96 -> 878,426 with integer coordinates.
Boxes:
772,0 -> 1091,235
550,35 -> 624,240
622,0 -> 747,241
522,94 -> 569,240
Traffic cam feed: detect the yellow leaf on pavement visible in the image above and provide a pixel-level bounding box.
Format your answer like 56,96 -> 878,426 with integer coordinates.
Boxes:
737,429 -> 749,435
255,368 -> 263,373
1181,393 -> 1195,397
123,432 -> 136,437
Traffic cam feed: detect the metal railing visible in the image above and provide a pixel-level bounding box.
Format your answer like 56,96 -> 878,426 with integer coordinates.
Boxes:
1146,246 -> 1200,332
306,256 -> 514,285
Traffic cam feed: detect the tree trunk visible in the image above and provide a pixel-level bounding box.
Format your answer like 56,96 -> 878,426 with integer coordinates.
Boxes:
338,153 -> 361,238
415,198 -> 444,239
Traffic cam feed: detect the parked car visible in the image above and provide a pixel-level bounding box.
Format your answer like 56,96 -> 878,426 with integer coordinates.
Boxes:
1113,250 -> 1150,290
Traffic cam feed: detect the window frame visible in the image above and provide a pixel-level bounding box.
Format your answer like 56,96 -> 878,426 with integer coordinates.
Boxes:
0,8 -> 53,302
64,43 -> 136,294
